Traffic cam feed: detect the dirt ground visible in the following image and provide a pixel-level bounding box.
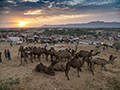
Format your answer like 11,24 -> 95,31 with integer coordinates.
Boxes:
0,42 -> 120,90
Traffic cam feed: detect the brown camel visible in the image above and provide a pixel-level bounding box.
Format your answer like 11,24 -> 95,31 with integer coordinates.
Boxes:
65,54 -> 85,80
77,50 -> 93,66
49,47 -> 72,62
76,49 -> 99,74
95,45 -> 101,48
50,60 -> 66,71
57,50 -> 72,62
18,46 -> 24,58
35,63 -> 55,76
90,56 -> 117,74
20,49 -> 28,64
49,45 -> 77,62
29,47 -> 41,63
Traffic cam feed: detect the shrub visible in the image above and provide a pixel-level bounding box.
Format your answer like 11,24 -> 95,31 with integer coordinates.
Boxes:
0,75 -> 20,90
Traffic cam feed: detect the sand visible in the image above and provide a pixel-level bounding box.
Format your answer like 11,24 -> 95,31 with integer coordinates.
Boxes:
0,42 -> 120,90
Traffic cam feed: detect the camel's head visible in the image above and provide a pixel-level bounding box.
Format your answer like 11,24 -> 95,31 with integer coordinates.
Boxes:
113,56 -> 117,59
111,56 -> 117,62
90,49 -> 94,53
40,63 -> 43,66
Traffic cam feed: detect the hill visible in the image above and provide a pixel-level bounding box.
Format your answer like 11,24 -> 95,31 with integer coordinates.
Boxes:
41,21 -> 120,28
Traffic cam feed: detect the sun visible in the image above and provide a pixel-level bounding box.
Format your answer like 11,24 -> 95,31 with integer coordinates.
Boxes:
18,21 -> 28,27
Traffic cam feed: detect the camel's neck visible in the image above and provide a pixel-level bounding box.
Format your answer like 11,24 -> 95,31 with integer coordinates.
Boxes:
92,52 -> 99,56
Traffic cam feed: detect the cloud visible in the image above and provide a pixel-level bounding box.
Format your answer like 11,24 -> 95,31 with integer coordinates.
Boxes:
0,21 -> 18,24
0,0 -> 120,27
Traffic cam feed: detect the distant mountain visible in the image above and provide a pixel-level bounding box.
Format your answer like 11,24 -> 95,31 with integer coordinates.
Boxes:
41,21 -> 120,28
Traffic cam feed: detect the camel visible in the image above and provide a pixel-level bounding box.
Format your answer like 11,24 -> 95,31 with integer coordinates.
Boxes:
90,56 -> 117,75
35,63 -> 55,76
18,46 -> 24,58
28,45 -> 51,62
40,47 -> 53,61
76,49 -> 100,73
70,44 -> 78,57
28,47 -> 41,63
65,54 -> 85,80
50,60 -> 66,71
77,50 -> 93,66
49,47 -> 72,62
95,45 -> 101,48
58,50 -> 72,62
49,45 -> 77,62
20,49 -> 28,64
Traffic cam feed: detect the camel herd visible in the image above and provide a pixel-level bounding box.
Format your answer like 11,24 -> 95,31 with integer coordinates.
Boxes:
17,45 -> 117,80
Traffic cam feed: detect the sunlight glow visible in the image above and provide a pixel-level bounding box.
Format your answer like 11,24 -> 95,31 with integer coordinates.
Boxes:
18,21 -> 29,27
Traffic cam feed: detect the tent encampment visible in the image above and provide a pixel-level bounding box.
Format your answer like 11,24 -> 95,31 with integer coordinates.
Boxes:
8,37 -> 20,42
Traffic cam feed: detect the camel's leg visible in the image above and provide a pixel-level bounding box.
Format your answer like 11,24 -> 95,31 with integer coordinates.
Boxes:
42,53 -> 44,58
18,51 -> 20,58
50,55 -> 53,61
65,65 -> 70,80
101,65 -> 104,74
87,62 -> 90,70
21,57 -> 22,64
103,65 -> 107,71
45,54 -> 47,61
24,57 -> 28,64
90,63 -> 94,75
77,68 -> 80,77
34,54 -> 36,59
37,54 -> 41,62
30,55 -> 33,63
79,68 -> 82,72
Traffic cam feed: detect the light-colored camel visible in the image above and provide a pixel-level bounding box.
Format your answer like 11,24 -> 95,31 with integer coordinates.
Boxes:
90,56 -> 117,74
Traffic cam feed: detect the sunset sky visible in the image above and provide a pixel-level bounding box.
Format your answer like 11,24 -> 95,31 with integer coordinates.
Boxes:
0,0 -> 120,28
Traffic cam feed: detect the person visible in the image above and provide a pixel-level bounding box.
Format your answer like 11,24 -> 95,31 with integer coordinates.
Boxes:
109,54 -> 113,64
103,46 -> 105,51
75,44 -> 77,49
61,46 -> 63,51
98,52 -> 101,56
10,40 -> 12,46
68,46 -> 71,51
34,43 -> 36,48
7,49 -> 11,60
116,47 -> 118,52
0,52 -> 2,63
4,49 -> 7,59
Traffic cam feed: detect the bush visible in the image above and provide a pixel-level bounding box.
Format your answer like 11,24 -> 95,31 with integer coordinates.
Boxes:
0,75 -> 20,90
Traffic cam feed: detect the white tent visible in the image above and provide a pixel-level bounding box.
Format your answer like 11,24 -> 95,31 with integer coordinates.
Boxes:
8,37 -> 20,42
33,35 -> 38,37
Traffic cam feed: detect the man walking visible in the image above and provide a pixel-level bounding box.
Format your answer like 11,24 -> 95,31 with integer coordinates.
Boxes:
7,49 -> 11,60
109,54 -> 113,64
